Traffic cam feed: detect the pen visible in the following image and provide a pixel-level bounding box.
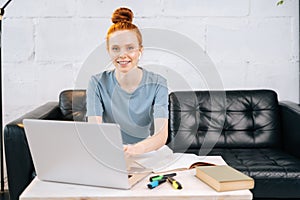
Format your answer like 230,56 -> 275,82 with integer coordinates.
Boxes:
147,179 -> 167,189
149,173 -> 177,182
167,177 -> 182,190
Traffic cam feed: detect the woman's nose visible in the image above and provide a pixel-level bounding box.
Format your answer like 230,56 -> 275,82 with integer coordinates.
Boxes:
118,53 -> 126,59
118,50 -> 128,58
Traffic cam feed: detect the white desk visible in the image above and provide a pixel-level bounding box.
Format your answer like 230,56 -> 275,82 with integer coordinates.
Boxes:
20,156 -> 253,200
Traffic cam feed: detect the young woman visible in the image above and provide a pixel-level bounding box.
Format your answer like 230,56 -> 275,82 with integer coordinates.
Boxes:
86,7 -> 168,156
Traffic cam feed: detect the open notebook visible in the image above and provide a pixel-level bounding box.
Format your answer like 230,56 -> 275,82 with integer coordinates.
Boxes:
131,145 -> 227,174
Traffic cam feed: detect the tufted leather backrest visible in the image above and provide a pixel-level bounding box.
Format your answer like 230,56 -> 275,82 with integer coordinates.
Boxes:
58,89 -> 282,151
59,90 -> 87,121
168,90 -> 282,152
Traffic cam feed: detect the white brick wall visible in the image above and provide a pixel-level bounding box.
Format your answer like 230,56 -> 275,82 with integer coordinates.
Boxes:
5,0 -> 77,17
2,19 -> 34,62
162,0 -> 250,16
2,0 -> 299,127
1,0 -> 299,187
35,18 -> 109,62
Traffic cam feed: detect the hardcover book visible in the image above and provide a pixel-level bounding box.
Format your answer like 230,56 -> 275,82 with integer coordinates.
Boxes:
196,165 -> 254,192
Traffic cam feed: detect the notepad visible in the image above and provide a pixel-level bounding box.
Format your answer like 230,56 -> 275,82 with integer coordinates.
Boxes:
196,165 -> 255,192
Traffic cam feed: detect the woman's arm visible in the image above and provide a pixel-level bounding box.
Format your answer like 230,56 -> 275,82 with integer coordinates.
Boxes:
124,118 -> 168,155
124,77 -> 169,156
87,116 -> 102,123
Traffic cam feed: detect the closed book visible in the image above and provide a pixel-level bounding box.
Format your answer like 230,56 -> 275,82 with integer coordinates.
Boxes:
196,165 -> 254,192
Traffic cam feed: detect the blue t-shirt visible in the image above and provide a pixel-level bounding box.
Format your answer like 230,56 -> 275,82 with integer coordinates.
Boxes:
86,68 -> 168,144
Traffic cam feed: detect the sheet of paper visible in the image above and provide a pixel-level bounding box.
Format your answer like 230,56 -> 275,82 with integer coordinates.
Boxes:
130,145 -> 174,172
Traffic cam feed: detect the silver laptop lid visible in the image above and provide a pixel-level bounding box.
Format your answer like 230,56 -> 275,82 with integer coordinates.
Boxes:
23,119 -> 130,189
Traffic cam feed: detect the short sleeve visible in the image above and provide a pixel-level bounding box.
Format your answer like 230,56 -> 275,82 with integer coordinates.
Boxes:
153,77 -> 168,118
86,76 -> 104,116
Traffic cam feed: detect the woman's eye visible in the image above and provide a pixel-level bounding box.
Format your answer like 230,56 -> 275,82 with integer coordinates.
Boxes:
112,47 -> 119,51
128,46 -> 134,50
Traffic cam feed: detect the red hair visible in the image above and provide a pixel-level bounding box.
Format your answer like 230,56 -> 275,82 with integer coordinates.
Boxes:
106,7 -> 143,48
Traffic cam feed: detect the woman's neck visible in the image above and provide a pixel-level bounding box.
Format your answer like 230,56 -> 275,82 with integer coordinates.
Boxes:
115,67 -> 143,93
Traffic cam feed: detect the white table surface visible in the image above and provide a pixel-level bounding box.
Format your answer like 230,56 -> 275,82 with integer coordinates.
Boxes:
20,156 -> 253,200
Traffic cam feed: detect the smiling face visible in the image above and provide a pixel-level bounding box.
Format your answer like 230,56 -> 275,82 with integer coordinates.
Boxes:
108,30 -> 143,74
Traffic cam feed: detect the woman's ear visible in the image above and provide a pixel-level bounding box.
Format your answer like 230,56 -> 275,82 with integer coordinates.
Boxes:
139,47 -> 144,60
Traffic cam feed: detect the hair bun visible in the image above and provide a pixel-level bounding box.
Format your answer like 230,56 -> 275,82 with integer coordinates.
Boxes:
111,7 -> 133,24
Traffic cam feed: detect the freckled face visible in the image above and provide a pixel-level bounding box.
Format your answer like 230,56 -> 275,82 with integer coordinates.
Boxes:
108,30 -> 143,73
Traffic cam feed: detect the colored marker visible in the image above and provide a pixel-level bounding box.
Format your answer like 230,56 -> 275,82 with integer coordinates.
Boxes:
149,173 -> 177,182
147,179 -> 167,189
167,177 -> 182,190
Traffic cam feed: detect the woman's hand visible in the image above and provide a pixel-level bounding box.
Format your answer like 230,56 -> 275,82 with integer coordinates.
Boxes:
123,119 -> 168,156
123,144 -> 145,156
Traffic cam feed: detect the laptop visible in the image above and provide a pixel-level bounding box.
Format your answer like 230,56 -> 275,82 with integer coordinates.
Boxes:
23,119 -> 151,189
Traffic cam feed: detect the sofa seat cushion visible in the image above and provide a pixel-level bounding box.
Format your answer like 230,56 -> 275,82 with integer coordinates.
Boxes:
190,148 -> 300,198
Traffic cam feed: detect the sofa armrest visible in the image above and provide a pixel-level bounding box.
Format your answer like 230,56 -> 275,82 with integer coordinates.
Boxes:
8,101 -> 62,126
4,102 -> 60,200
279,101 -> 300,159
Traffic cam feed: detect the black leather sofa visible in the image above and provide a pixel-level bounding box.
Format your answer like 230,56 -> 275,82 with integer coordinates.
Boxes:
4,89 -> 300,200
